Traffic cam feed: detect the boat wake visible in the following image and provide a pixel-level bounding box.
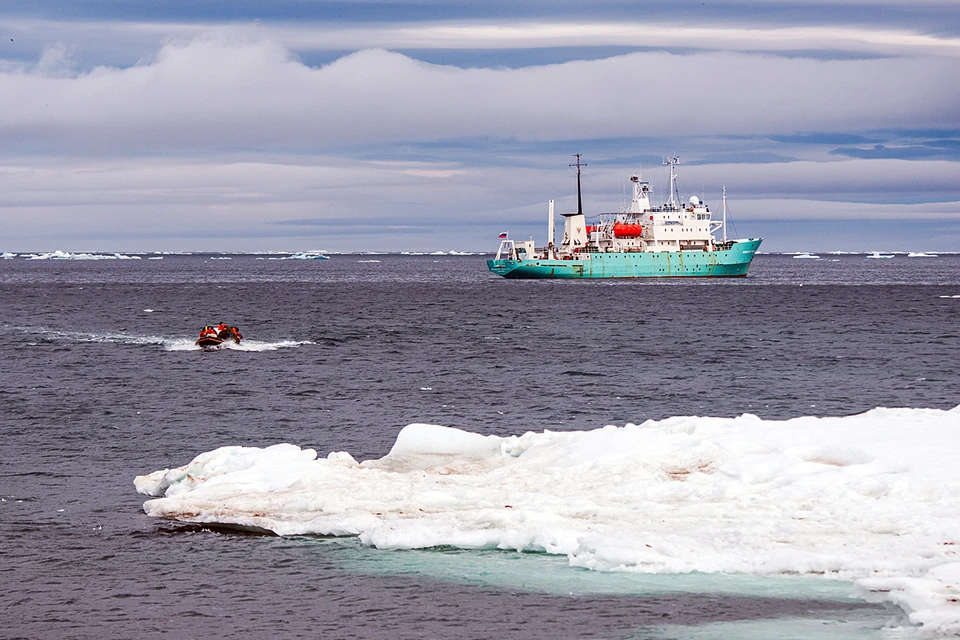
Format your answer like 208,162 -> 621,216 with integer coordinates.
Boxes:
136,406 -> 960,636
165,338 -> 314,352
4,326 -> 313,352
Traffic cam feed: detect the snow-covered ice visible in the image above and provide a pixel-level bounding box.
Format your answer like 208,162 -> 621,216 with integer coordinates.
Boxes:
136,407 -> 960,635
23,250 -> 141,260
277,251 -> 329,260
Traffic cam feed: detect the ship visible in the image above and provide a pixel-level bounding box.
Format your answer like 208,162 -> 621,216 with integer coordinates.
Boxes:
487,155 -> 762,279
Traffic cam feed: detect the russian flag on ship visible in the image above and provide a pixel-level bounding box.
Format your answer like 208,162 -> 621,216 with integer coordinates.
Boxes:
498,232 -> 507,239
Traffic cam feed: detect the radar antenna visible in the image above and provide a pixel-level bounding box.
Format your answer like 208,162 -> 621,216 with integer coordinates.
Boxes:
662,156 -> 680,207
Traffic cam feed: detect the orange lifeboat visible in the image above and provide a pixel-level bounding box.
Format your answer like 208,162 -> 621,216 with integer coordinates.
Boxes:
613,223 -> 643,238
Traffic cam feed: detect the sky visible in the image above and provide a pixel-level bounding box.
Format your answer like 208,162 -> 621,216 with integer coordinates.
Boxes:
1,1 -> 958,252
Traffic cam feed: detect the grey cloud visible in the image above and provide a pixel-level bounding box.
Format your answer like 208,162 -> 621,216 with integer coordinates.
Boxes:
771,133 -> 884,145
2,154 -> 957,237
830,141 -> 960,160
1,34 -> 958,155
1,27 -> 958,252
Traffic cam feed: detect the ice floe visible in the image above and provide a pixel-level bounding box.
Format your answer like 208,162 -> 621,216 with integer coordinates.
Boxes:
23,250 -> 141,260
277,251 -> 329,260
136,406 -> 960,635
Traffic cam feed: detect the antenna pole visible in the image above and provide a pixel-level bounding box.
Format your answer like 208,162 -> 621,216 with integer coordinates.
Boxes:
569,154 -> 587,215
722,184 -> 727,243
662,156 -> 680,207
548,199 -> 555,258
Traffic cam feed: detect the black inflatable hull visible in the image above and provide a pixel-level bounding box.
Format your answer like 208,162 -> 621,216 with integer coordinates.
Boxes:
196,336 -> 225,349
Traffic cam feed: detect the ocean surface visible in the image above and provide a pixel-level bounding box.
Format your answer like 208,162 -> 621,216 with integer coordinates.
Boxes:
2,253 -> 959,639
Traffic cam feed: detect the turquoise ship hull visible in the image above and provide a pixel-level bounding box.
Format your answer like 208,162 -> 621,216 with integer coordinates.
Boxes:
488,238 -> 762,279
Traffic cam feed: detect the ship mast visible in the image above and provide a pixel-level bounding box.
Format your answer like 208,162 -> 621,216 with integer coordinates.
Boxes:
722,184 -> 727,243
548,199 -> 555,258
570,154 -> 587,215
663,156 -> 680,207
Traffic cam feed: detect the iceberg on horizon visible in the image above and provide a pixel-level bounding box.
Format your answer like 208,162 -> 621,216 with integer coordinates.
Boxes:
279,251 -> 329,260
24,250 -> 141,260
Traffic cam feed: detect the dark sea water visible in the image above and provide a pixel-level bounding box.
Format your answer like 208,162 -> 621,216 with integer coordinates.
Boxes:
2,253 -> 959,639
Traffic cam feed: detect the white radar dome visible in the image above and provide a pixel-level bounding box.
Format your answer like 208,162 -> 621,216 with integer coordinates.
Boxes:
689,196 -> 701,205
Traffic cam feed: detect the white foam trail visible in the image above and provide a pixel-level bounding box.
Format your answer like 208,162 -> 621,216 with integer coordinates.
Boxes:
224,339 -> 314,352
163,338 -> 313,351
136,407 -> 960,635
162,337 -> 203,351
49,329 -> 169,346
10,326 -> 312,352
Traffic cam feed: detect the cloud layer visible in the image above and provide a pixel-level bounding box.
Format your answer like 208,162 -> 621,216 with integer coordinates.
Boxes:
2,34 -> 957,154
2,153 -> 957,252
0,20 -> 958,251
